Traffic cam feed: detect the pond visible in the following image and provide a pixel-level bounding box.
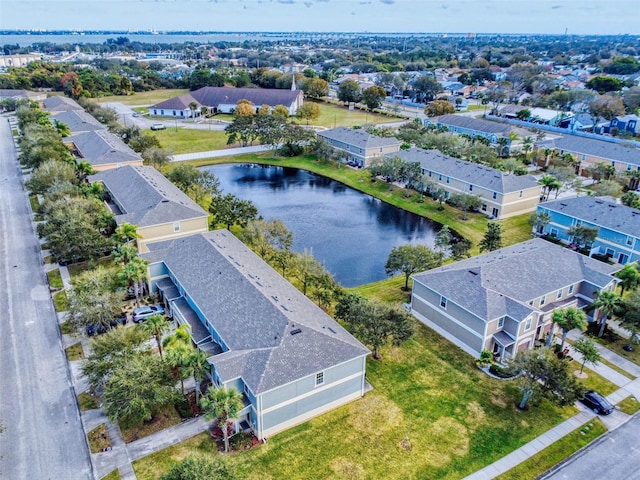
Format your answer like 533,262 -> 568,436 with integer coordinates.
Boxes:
203,164 -> 443,287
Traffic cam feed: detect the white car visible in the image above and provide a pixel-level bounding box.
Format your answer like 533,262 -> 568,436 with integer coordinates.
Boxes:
150,123 -> 166,131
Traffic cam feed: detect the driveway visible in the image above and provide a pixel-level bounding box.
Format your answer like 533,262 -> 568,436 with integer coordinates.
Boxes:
0,115 -> 93,479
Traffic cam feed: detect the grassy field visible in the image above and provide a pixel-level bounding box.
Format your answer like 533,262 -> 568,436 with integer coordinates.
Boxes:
65,342 -> 84,361
187,153 -> 534,249
53,290 -> 69,312
78,391 -> 100,411
101,470 -> 121,480
568,361 -> 618,396
133,323 -> 576,480
495,418 -> 607,480
98,89 -> 190,106
148,128 -> 229,154
47,268 -> 64,289
299,100 -> 402,128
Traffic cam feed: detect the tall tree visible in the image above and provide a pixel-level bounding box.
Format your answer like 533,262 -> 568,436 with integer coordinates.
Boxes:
449,193 -> 481,220
241,218 -> 293,260
530,211 -> 550,235
200,388 -> 243,453
567,224 -> 599,248
295,102 -> 321,125
424,100 -> 455,117
137,314 -> 171,358
573,337 -> 601,375
507,348 -> 584,410
361,85 -> 387,111
385,244 -> 443,291
551,307 -> 588,351
479,222 -> 503,253
209,193 -> 258,230
616,263 -> 640,296
337,79 -> 361,104
592,291 -> 623,337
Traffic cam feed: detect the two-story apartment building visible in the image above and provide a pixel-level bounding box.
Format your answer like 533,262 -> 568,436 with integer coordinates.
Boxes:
536,196 -> 640,265
89,165 -> 209,252
49,109 -> 106,134
410,238 -> 619,361
423,114 -> 529,155
317,127 -> 402,168
541,136 -> 640,180
143,230 -> 370,440
65,130 -> 144,172
394,147 -> 540,219
42,95 -> 83,112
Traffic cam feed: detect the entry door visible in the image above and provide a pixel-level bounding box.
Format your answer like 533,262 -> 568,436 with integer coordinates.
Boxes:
492,207 -> 499,218
618,253 -> 629,264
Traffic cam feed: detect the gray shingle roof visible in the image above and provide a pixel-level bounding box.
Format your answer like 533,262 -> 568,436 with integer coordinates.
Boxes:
42,95 -> 83,111
317,127 -> 402,149
89,165 -> 207,227
395,147 -> 539,194
50,110 -> 106,133
431,114 -> 529,136
541,196 -> 640,238
143,231 -> 369,394
65,130 -> 142,167
413,238 -> 619,322
152,86 -> 302,110
549,136 -> 640,166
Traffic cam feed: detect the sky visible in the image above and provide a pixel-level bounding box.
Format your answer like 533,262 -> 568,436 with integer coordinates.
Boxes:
1,0 -> 637,35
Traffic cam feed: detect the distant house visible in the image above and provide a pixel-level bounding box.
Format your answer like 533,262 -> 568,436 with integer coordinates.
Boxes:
557,113 -> 596,132
393,147 -> 540,219
89,165 -> 208,252
423,114 -> 529,154
150,86 -> 304,118
541,135 -> 640,178
536,196 -> 640,265
65,130 -> 143,172
0,88 -> 47,103
49,110 -> 106,134
317,127 -> 402,168
410,238 -> 619,361
42,95 -> 83,112
498,105 -> 566,126
608,115 -> 639,137
143,230 -> 370,440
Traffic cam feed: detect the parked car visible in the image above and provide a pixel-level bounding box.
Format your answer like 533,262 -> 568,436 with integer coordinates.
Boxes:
132,112 -> 140,117
132,305 -> 165,323
86,314 -> 127,336
580,390 -> 614,415
150,123 -> 166,131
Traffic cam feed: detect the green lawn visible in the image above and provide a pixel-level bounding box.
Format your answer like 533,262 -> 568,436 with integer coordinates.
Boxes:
47,268 -> 64,289
187,153 -> 533,249
53,290 -> 69,312
298,100 -> 403,128
569,361 -> 618,396
617,396 -> 640,415
65,342 -> 84,361
78,391 -> 100,411
589,331 -> 640,367
495,418 -> 607,480
133,433 -> 215,480
148,129 -> 229,155
101,470 -> 121,480
98,89 -> 190,106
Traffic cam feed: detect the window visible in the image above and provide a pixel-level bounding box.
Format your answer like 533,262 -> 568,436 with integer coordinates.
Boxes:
611,161 -> 616,167
492,192 -> 497,200
315,371 -> 324,386
550,228 -> 558,237
481,204 -> 487,212
557,289 -> 562,299
525,318 -> 532,330
519,190 -> 523,198
568,284 -> 574,294
540,295 -> 546,306
469,184 -> 473,192
446,177 -> 450,184
438,174 -> 443,181
173,222 -> 180,232
428,171 -> 432,177
440,296 -> 447,309
581,154 -> 586,161
628,165 -> 632,172
626,236 -> 634,246
498,317 -> 504,328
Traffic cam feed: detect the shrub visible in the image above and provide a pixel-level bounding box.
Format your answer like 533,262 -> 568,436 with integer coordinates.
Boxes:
489,363 -> 515,379
175,397 -> 191,419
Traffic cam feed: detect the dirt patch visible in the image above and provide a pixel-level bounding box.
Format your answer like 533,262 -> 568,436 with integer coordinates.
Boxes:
574,370 -> 588,379
347,394 -> 403,436
412,417 -> 469,468
464,401 -> 486,432
490,391 -> 508,408
330,458 -> 365,480
87,423 -> 111,453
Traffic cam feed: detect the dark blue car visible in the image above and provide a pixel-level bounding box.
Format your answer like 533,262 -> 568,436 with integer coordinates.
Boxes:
580,390 -> 614,415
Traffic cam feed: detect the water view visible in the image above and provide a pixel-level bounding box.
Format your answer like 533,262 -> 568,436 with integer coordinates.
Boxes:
203,163 -> 443,287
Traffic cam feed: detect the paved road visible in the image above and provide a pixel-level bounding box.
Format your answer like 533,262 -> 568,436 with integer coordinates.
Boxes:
0,116 -> 93,479
543,413 -> 640,480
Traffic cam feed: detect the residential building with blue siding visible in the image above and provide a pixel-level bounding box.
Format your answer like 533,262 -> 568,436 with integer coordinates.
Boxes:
536,196 -> 640,265
143,230 -> 370,440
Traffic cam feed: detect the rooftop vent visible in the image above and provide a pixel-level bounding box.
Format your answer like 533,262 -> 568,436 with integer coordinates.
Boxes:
290,328 -> 302,335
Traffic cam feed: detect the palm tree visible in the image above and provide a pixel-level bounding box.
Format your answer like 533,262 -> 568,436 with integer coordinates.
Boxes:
616,263 -> 640,296
592,291 -> 623,337
522,136 -> 534,165
538,174 -> 562,200
138,314 -> 171,358
200,387 -> 243,453
553,307 -> 588,351
165,344 -> 191,394
114,222 -> 141,245
185,349 -> 210,403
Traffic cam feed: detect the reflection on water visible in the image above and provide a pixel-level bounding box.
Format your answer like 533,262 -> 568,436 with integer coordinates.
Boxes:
203,164 -> 443,287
